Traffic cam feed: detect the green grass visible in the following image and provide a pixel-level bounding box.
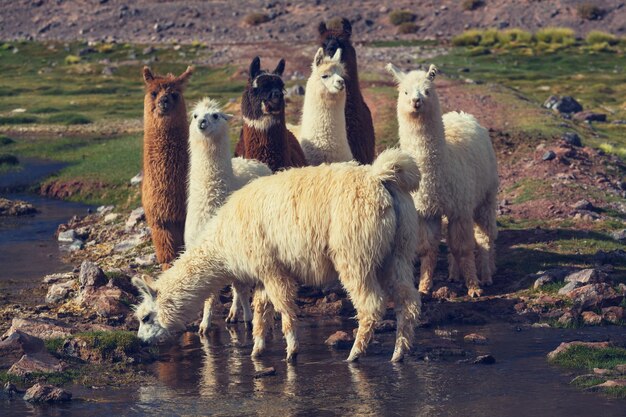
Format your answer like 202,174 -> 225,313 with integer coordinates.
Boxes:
73,331 -> 141,358
46,113 -> 92,125
550,345 -> 626,370
586,31 -> 619,46
0,369 -> 80,386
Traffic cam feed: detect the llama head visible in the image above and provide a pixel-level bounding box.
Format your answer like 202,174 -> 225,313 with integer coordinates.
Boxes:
190,98 -> 232,140
313,48 -> 345,94
132,275 -> 173,343
318,18 -> 353,61
242,57 -> 286,125
386,63 -> 439,116
143,66 -> 194,117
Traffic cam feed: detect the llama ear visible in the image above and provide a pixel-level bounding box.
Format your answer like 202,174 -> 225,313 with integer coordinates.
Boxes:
143,66 -> 154,84
318,21 -> 328,35
249,56 -> 261,80
313,48 -> 325,68
219,113 -> 233,121
176,66 -> 194,86
273,59 -> 285,76
341,18 -> 352,36
385,63 -> 405,83
331,48 -> 342,62
132,275 -> 157,300
427,64 -> 438,81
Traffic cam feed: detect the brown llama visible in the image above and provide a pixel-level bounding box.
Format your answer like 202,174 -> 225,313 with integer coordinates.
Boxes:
142,65 -> 193,269
234,57 -> 307,172
318,18 -> 375,165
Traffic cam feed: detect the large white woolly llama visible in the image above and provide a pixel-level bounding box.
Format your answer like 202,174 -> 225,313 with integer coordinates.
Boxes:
386,63 -> 499,298
185,98 -> 271,332
297,48 -> 353,165
133,148 -> 422,363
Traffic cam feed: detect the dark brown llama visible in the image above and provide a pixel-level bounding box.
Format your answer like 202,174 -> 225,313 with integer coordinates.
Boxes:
142,66 -> 193,269
318,18 -> 375,164
234,57 -> 307,172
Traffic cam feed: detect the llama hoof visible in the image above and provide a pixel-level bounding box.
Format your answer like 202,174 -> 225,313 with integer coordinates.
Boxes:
391,348 -> 405,363
346,350 -> 361,362
198,322 -> 210,335
225,315 -> 237,324
467,287 -> 483,298
418,282 -> 432,294
286,352 -> 298,364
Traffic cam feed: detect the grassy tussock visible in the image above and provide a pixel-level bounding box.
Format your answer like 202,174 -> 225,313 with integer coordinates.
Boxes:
550,345 -> 626,370
389,10 -> 416,26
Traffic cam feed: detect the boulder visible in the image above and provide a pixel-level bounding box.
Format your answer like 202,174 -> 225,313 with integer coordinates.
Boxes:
125,207 -> 145,231
601,306 -> 624,324
79,260 -> 107,289
432,286 -> 457,300
324,331 -> 354,350
543,95 -> 583,114
464,333 -> 488,344
57,229 -> 77,242
8,353 -> 66,376
557,311 -> 577,327
78,286 -> 133,318
0,330 -> 46,367
542,150 -> 556,161
104,213 -> 119,223
45,279 -> 75,304
585,379 -> 626,392
134,253 -> 156,267
557,281 -> 581,295
565,283 -> 620,309
0,198 -> 37,216
562,132 -> 582,147
3,317 -> 73,340
581,311 -> 602,326
573,111 -> 607,122
23,383 -> 71,403
130,171 -> 143,186
564,268 -> 605,284
473,354 -> 496,364
571,200 -> 593,211
548,341 -> 611,360
43,272 -> 75,284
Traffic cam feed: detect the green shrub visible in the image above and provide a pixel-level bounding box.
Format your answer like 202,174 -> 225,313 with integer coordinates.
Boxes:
243,13 -> 271,26
397,22 -> 419,34
47,113 -> 92,125
452,29 -> 483,46
0,135 -> 15,146
462,0 -> 485,11
497,28 -> 533,46
0,115 -> 38,125
64,55 -> 81,65
479,28 -> 499,47
389,10 -> 416,26
577,3 -> 605,20
535,27 -> 575,45
586,31 -> 618,45
96,43 -> 115,53
467,46 -> 491,56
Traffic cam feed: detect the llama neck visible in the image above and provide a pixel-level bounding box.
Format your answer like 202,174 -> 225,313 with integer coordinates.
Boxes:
187,132 -> 235,217
242,117 -> 289,172
155,244 -> 227,331
300,77 -> 350,163
398,98 -> 449,216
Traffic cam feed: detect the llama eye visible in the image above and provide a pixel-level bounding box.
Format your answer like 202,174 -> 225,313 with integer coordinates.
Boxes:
171,93 -> 178,100
193,114 -> 197,119
404,91 -> 408,95
424,90 -> 430,96
141,314 -> 151,324
151,92 -> 157,98
322,75 -> 329,79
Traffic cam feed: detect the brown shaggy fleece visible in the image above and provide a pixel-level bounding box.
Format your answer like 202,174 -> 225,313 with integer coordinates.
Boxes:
235,56 -> 307,172
319,18 -> 376,165
142,66 -> 193,268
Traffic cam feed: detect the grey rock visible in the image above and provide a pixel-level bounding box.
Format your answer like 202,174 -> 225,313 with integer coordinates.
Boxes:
101,66 -> 115,76
564,268 -> 605,284
542,150 -> 556,161
68,239 -> 84,252
8,353 -> 66,376
562,132 -> 582,147
573,111 -> 607,122
543,95 -> 583,114
96,205 -> 115,214
134,253 -> 156,267
23,383 -> 71,403
3,317 -> 73,340
324,330 -> 354,350
125,207 -> 145,231
558,281 -> 581,295
45,280 -> 75,304
0,330 -> 46,368
130,171 -> 143,186
572,199 -> 593,210
79,260 -> 107,289
113,234 -> 144,252
473,354 -> 496,364
42,272 -> 74,284
57,229 -> 77,243
611,229 -> 626,241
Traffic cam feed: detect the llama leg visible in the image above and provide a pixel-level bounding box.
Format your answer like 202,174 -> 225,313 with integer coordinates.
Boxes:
261,274 -> 300,363
448,217 -> 481,297
251,286 -> 274,357
198,295 -> 216,335
474,198 -> 498,286
339,271 -> 385,362
447,253 -> 462,282
150,224 -> 177,268
238,284 -> 253,324
226,284 -> 241,323
387,257 -> 422,362
417,216 -> 441,294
